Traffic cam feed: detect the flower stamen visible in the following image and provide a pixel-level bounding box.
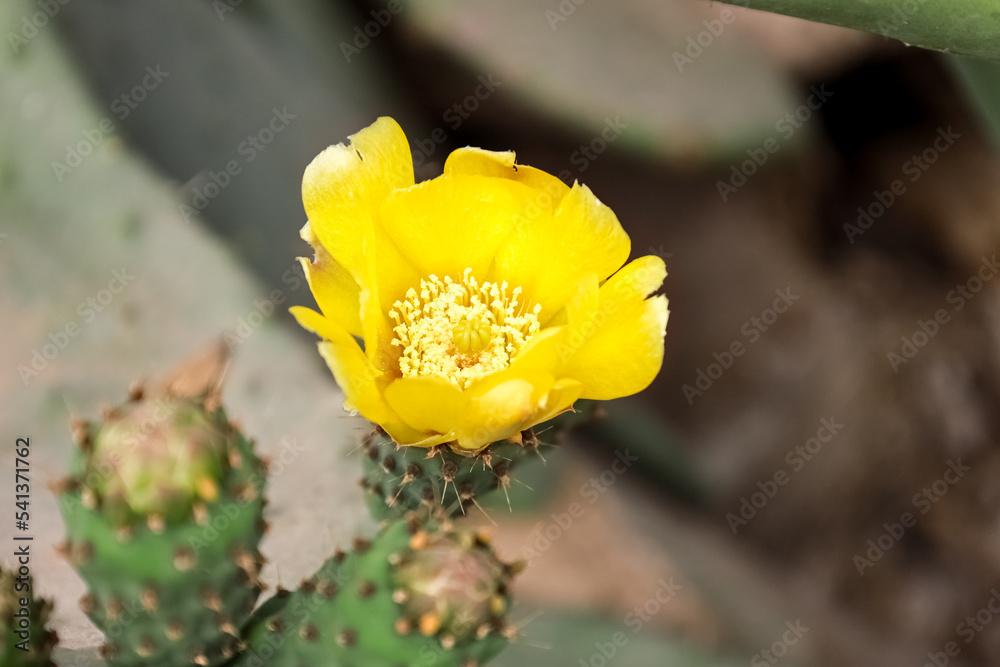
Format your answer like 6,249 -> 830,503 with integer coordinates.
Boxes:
389,269 -> 541,389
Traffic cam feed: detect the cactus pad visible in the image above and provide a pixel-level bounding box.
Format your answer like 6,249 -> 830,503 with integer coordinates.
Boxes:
360,428 -> 542,521
57,393 -> 267,666
236,520 -> 519,667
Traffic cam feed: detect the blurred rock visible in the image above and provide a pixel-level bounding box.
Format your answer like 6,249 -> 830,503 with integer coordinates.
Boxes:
393,0 -> 802,164
51,0 -> 421,292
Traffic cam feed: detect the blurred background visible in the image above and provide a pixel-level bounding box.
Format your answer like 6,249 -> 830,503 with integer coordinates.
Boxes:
4,0 -> 1000,665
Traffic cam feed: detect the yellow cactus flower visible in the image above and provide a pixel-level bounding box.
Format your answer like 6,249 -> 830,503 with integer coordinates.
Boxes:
291,117 -> 668,451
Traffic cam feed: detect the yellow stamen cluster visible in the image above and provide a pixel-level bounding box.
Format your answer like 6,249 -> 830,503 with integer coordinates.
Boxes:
389,268 -> 541,389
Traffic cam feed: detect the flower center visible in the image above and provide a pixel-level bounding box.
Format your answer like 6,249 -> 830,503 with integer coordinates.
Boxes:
389,268 -> 541,389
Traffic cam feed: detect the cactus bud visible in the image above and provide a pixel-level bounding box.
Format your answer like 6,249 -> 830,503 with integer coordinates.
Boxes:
88,398 -> 228,526
395,531 -> 507,640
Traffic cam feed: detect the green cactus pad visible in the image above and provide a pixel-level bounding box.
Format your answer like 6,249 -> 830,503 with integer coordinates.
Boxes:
360,428 -> 540,522
236,521 -> 518,667
0,567 -> 58,667
57,394 -> 267,666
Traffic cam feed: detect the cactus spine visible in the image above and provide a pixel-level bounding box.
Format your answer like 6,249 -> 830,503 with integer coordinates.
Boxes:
360,429 -> 539,521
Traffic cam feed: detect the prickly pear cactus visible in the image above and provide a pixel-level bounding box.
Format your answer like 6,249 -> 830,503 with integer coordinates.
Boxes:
0,567 -> 57,667
361,401 -> 601,521
236,520 -> 519,667
360,428 -> 539,521
56,391 -> 267,666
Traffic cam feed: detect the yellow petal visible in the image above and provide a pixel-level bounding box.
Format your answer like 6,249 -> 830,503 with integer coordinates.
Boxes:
357,224 -> 421,374
379,174 -> 524,279
455,371 -> 554,450
444,147 -> 570,209
562,256 -> 669,400
290,305 -> 348,341
502,326 -> 565,377
525,378 -> 584,428
300,117 -> 421,369
302,117 -> 413,282
290,306 -> 424,442
397,432 -> 456,448
494,182 -> 630,321
601,254 -> 668,303
448,327 -> 566,446
296,244 -> 362,338
384,376 -> 467,436
546,274 -> 599,367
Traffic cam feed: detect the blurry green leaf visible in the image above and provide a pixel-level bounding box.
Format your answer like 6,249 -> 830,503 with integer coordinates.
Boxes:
950,56 -> 1000,146
719,0 -> 1000,60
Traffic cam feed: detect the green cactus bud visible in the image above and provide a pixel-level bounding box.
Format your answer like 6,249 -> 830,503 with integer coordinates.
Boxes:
58,392 -> 267,666
237,521 -> 519,667
360,401 -> 599,522
88,398 -> 228,526
0,568 -> 57,667
394,529 -> 510,642
360,428 -> 537,522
